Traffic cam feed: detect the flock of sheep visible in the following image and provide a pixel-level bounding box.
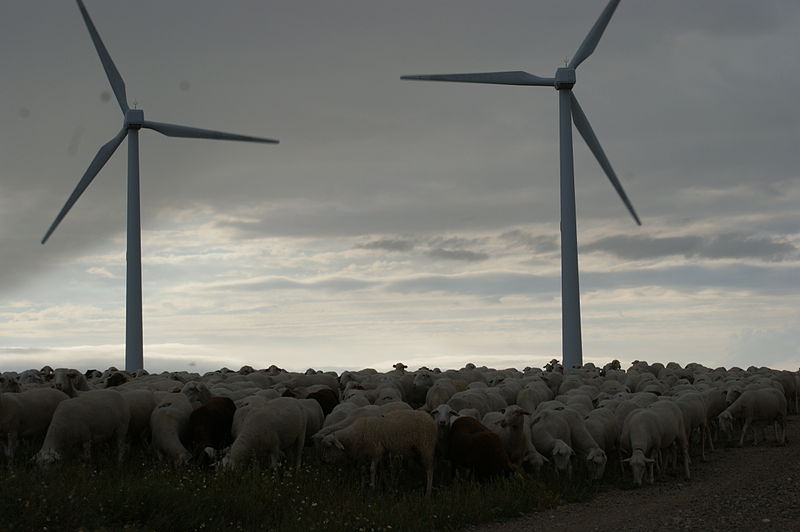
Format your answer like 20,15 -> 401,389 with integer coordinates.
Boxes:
0,359 -> 796,496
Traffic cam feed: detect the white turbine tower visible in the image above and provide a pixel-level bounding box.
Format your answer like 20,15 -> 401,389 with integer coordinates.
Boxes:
41,0 -> 279,372
402,0 -> 640,368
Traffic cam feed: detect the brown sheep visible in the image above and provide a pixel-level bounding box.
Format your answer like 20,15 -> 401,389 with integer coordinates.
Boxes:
447,416 -> 516,482
184,396 -> 236,463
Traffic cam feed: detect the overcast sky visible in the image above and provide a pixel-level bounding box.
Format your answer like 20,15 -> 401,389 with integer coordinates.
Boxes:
1,0 -> 798,374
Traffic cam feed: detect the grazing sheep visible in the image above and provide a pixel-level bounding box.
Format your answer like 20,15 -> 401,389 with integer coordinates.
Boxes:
620,401 -> 690,487
1,388 -> 69,462
313,402 -> 411,441
424,378 -> 462,411
447,416 -> 516,482
35,390 -> 130,465
320,409 -> 438,496
447,390 -> 492,418
718,388 -> 787,446
556,407 -> 607,480
672,392 -> 714,460
232,395 -> 272,439
119,389 -> 157,442
150,392 -> 193,466
223,397 -> 307,470
374,385 -> 404,406
181,381 -> 212,408
530,409 -> 575,478
516,380 -> 553,413
298,398 -> 324,444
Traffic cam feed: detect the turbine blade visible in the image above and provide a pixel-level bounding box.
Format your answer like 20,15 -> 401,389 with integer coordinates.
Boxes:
142,121 -> 279,144
76,0 -> 129,113
41,128 -> 128,244
569,0 -> 621,69
401,71 -> 555,86
570,93 -> 641,226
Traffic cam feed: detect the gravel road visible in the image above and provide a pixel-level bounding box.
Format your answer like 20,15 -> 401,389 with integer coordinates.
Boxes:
466,414 -> 799,532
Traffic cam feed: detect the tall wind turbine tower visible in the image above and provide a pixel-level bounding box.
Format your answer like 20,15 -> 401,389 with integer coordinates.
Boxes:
41,1 -> 279,372
402,0 -> 640,368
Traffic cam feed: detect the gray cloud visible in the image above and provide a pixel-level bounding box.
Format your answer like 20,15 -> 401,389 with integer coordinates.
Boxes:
384,263 -> 800,299
583,233 -> 796,262
426,248 -> 489,262
500,230 -> 559,254
387,272 -> 557,298
427,236 -> 486,249
356,238 -> 415,252
207,276 -> 375,293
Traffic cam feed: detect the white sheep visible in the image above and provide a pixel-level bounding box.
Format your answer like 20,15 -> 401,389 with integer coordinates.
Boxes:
298,398 -> 324,443
718,387 -> 787,446
35,389 -> 130,465
149,392 -> 193,466
119,389 -> 157,442
232,395 -> 271,439
672,392 -> 714,460
312,402 -> 411,442
223,397 -> 307,470
319,409 -> 437,496
181,381 -> 212,408
620,401 -> 690,487
52,368 -> 90,397
529,409 -> 574,477
1,387 -> 69,462
424,377 -> 462,411
516,380 -> 553,413
556,407 -> 607,480
0,372 -> 21,393
447,390 -> 492,418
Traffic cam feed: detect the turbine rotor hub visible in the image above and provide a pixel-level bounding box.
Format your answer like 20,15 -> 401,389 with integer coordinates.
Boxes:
554,67 -> 576,90
125,109 -> 144,129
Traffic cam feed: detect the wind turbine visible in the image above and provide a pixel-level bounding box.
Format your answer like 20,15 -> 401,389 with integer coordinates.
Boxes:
402,0 -> 640,368
41,0 -> 279,372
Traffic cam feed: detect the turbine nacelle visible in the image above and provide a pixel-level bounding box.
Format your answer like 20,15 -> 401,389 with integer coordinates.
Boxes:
554,68 -> 576,90
125,109 -> 144,129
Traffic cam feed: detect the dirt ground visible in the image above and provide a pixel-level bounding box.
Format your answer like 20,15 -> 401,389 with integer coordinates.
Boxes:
466,414 -> 800,532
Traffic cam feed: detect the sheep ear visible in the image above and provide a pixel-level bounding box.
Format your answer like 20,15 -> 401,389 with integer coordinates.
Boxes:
645,457 -> 656,464
622,457 -> 631,463
332,436 -> 345,451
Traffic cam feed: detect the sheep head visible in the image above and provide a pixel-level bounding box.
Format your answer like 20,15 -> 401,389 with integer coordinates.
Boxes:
550,440 -> 574,475
623,449 -> 654,487
586,447 -> 607,481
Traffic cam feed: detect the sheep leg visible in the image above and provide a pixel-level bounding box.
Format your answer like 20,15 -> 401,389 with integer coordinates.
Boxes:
706,423 -> 715,452
117,433 -> 128,464
292,437 -> 303,470
682,441 -> 691,480
738,420 -> 749,447
699,426 -> 707,462
425,465 -> 433,498
369,459 -> 378,489
5,432 -> 18,464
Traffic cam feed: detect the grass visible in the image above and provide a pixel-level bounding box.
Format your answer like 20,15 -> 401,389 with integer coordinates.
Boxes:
0,442 -> 594,531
